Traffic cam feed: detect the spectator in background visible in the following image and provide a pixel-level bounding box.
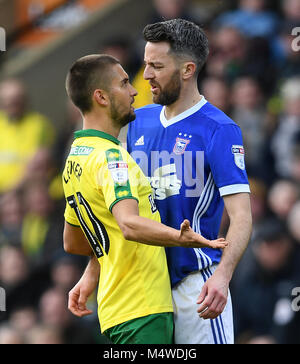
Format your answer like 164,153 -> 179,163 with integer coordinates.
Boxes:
208,26 -> 275,93
0,245 -> 34,321
20,178 -> 64,266
0,325 -> 25,344
98,37 -> 141,82
23,148 -> 55,185
8,306 -> 38,337
268,179 -> 299,221
39,287 -> 97,344
247,178 -> 268,225
233,219 -> 300,344
25,324 -> 63,344
0,245 -> 29,295
200,76 -> 231,114
0,189 -> 23,246
35,0 -> 89,31
271,77 -> 300,178
231,77 -> 268,178
0,79 -> 55,194
206,26 -> 247,82
290,133 -> 300,182
214,0 -> 279,39
50,254 -> 85,293
282,0 -> 300,22
150,0 -> 196,23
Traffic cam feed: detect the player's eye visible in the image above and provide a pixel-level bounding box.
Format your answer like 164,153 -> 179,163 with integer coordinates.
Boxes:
122,79 -> 129,86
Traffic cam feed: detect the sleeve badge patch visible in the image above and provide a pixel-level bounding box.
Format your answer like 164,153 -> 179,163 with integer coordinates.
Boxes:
232,145 -> 245,170
108,161 -> 129,185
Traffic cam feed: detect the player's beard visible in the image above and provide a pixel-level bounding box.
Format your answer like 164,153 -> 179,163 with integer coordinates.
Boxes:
110,96 -> 136,128
152,69 -> 182,106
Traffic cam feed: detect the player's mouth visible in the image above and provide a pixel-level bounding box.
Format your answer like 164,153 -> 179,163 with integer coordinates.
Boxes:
150,83 -> 160,94
130,99 -> 135,110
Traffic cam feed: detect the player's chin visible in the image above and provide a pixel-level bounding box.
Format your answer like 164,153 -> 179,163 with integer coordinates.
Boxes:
130,109 -> 136,121
120,110 -> 136,126
152,94 -> 160,104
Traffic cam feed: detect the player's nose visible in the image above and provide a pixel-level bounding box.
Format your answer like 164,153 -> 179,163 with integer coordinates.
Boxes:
130,84 -> 138,97
143,65 -> 154,80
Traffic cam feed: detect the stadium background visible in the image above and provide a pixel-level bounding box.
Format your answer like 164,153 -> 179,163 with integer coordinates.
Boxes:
0,0 -> 299,344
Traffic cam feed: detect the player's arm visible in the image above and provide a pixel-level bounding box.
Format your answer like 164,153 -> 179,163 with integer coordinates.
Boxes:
68,255 -> 100,317
112,198 -> 228,249
215,192 -> 252,281
197,192 -> 252,319
63,221 -> 93,256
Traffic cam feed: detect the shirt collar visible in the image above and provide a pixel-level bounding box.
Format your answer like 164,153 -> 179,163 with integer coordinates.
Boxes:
160,96 -> 207,128
74,129 -> 121,145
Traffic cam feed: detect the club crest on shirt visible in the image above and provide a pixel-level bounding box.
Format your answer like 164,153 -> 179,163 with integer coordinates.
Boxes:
232,145 -> 245,170
173,133 -> 192,155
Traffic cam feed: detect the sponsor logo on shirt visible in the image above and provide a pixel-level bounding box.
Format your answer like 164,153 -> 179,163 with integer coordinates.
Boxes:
70,146 -> 94,156
232,145 -> 245,170
108,161 -> 129,185
135,135 -> 144,146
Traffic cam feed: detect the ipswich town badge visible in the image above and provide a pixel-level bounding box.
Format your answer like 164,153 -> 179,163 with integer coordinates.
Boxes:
173,137 -> 191,155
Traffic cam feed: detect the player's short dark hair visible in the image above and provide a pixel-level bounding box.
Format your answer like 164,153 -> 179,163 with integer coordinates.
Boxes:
143,18 -> 209,77
66,54 -> 119,114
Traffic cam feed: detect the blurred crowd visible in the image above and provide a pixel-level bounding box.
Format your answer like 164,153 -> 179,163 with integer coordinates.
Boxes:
0,0 -> 300,344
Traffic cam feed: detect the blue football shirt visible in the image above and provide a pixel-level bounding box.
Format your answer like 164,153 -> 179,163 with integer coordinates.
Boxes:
127,97 -> 250,287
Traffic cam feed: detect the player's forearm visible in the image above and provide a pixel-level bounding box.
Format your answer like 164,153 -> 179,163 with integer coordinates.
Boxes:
120,215 -> 181,246
119,215 -> 209,248
82,255 -> 100,286
216,210 -> 252,281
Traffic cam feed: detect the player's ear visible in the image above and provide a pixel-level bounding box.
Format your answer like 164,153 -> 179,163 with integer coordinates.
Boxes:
182,62 -> 197,81
93,89 -> 109,106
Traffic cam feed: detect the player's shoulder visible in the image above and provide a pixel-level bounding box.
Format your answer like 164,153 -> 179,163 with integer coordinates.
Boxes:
136,103 -> 162,112
130,104 -> 162,133
135,103 -> 162,118
200,101 -> 238,129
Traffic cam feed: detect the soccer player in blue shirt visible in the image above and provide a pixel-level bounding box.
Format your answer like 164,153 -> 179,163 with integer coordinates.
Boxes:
67,19 -> 252,344
126,19 -> 252,344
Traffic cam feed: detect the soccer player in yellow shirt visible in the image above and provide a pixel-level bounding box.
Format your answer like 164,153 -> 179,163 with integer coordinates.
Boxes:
62,54 -> 227,344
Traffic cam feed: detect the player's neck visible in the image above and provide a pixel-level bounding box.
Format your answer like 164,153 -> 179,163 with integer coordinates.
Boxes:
164,83 -> 202,120
82,112 -> 120,139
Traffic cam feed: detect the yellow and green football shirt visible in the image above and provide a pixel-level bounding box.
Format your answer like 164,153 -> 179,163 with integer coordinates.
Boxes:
62,129 -> 173,333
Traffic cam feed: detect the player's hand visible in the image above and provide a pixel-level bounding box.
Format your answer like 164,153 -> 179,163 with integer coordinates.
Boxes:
196,270 -> 229,320
68,280 -> 94,317
179,219 -> 228,249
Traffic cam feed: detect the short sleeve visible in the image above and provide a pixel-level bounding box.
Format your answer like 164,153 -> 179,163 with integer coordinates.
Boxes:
64,201 -> 80,226
207,124 -> 250,197
96,147 -> 140,212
